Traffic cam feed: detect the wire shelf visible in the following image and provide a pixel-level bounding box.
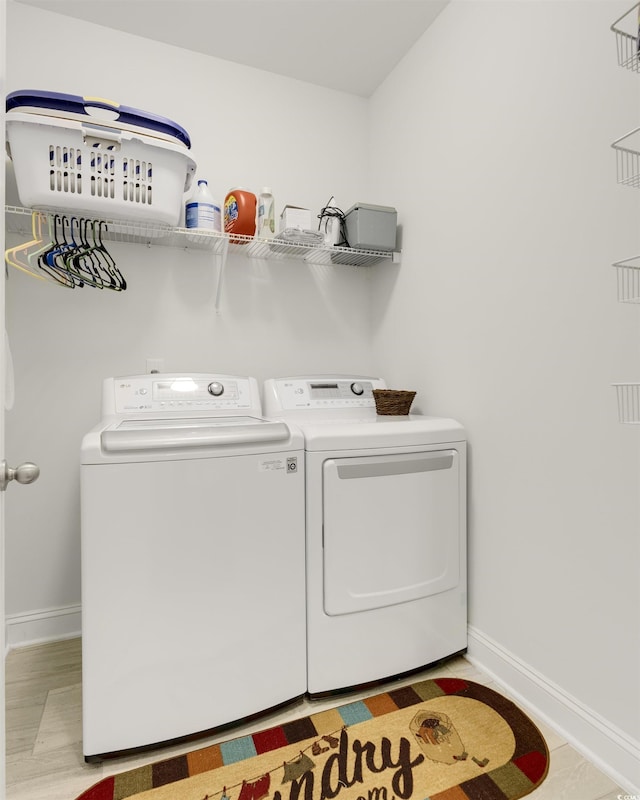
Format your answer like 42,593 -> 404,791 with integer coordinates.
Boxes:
5,206 -> 397,266
610,6 -> 640,424
611,3 -> 640,72
611,128 -> 640,188
4,205 -> 228,252
613,382 -> 640,423
613,255 -> 640,302
243,236 -> 394,266
229,233 -> 328,262
307,247 -> 395,267
245,236 -> 317,260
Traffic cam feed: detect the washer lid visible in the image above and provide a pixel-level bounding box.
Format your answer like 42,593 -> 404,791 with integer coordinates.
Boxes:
299,415 -> 466,451
100,416 -> 292,453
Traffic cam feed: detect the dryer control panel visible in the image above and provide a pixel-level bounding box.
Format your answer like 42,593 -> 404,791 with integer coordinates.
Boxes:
103,374 -> 260,415
265,376 -> 386,411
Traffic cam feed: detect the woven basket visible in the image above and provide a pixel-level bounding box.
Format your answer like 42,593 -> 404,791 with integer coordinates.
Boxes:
372,389 -> 416,416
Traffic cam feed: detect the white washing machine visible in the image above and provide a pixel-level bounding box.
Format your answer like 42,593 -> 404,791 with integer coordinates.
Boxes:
263,375 -> 467,695
81,373 -> 306,759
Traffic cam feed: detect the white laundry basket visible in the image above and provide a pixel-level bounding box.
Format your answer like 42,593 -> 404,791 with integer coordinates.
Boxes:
5,90 -> 197,226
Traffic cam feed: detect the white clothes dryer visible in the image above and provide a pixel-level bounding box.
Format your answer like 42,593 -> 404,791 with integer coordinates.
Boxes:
263,375 -> 467,695
81,374 -> 305,759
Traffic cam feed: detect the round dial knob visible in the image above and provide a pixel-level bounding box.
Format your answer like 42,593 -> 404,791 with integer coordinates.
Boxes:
208,381 -> 224,397
351,382 -> 364,396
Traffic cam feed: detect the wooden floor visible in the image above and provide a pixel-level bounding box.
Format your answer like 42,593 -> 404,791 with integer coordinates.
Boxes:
5,638 -> 627,800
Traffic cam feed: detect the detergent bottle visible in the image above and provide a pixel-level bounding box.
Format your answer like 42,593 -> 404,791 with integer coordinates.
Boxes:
224,188 -> 257,242
257,187 -> 275,238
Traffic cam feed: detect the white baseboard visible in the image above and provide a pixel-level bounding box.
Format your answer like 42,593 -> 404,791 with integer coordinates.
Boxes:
467,625 -> 640,795
5,603 -> 81,653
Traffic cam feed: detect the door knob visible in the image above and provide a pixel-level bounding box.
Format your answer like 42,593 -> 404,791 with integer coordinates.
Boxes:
0,460 -> 40,492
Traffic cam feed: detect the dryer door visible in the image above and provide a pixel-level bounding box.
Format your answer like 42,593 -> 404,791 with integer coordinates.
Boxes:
322,449 -> 460,616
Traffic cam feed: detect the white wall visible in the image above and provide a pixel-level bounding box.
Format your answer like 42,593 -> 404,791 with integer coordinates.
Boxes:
370,0 -> 640,768
4,2 -> 374,624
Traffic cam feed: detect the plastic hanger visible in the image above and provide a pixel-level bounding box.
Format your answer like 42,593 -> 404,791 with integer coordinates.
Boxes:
64,217 -> 105,289
7,211 -> 126,291
93,221 -> 126,291
37,215 -> 80,288
77,218 -> 109,287
4,211 -> 50,282
27,215 -> 72,286
50,216 -> 82,279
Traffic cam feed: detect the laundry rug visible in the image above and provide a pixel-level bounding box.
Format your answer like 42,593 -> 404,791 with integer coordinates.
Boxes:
76,678 -> 549,800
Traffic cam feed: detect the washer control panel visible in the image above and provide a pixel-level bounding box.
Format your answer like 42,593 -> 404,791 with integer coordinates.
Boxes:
267,377 -> 386,410
105,374 -> 258,415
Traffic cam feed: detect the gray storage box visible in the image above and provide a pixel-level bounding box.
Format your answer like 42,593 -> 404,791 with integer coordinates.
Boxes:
344,203 -> 397,251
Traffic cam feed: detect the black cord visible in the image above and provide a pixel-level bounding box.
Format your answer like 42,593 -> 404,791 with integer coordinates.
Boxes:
317,195 -> 349,247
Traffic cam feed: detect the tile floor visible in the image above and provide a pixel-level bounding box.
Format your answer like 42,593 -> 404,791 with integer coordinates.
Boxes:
5,638 -> 628,800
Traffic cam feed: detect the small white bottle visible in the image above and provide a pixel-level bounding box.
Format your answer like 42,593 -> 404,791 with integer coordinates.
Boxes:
257,187 -> 275,238
185,179 -> 221,230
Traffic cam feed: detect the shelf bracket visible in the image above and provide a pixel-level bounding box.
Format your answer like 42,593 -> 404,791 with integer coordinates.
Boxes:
214,236 -> 230,313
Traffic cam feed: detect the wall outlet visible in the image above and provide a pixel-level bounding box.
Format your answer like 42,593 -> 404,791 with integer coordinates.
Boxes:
146,358 -> 165,374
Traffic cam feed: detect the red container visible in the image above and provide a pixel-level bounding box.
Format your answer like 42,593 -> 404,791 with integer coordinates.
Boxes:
224,188 -> 256,242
